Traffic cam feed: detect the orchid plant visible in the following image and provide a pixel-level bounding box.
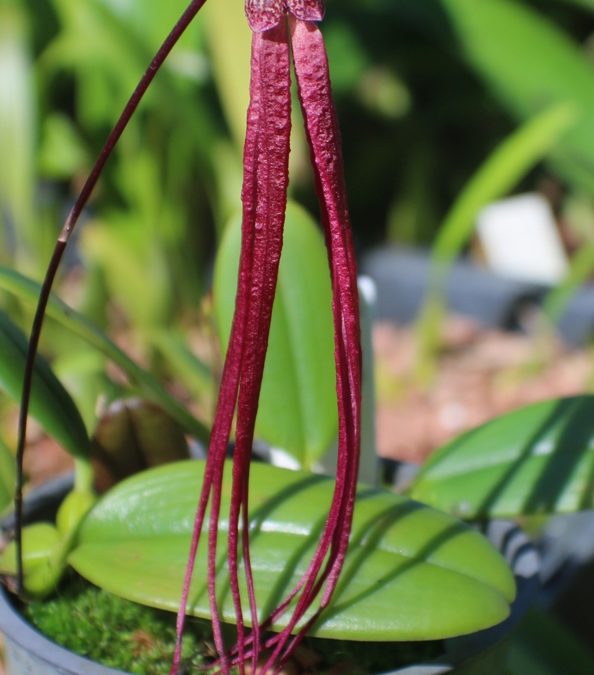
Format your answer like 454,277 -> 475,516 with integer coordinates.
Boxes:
0,0 -> 550,673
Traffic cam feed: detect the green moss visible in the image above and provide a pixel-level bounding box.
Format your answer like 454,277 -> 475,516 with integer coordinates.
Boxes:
24,575 -> 210,674
23,574 -> 443,673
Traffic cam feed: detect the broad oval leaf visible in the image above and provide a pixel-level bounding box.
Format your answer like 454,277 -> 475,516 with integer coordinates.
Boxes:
410,396 -> 594,518
214,202 -> 337,469
0,311 -> 90,459
70,460 -> 515,641
441,0 -> 594,192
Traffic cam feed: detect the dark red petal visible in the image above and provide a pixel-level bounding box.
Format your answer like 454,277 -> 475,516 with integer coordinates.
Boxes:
245,0 -> 284,31
261,15 -> 361,668
174,19 -> 292,675
227,20 -> 292,669
287,0 -> 324,22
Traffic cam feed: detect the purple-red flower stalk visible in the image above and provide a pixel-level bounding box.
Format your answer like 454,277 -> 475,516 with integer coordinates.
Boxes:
15,1 -> 361,674
173,5 -> 362,672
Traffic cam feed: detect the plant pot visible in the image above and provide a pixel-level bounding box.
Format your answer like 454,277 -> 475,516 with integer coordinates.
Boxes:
0,475 -> 539,675
0,585 -> 123,675
0,474 -> 121,674
361,246 -> 545,331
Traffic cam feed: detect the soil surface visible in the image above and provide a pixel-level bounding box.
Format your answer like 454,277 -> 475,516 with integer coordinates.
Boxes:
374,316 -> 593,464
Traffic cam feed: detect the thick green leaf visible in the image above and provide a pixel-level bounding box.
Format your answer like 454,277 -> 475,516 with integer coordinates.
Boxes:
0,311 -> 90,459
410,396 -> 594,518
440,0 -> 594,193
70,460 -> 514,641
0,266 -> 209,444
214,203 -> 337,468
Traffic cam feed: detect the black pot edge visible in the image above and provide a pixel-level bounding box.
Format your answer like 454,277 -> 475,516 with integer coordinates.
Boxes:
0,583 -> 125,675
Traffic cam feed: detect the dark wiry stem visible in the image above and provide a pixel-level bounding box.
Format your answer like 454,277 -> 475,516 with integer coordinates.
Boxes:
14,0 -> 208,596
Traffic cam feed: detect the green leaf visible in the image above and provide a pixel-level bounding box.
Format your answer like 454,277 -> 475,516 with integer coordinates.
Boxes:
214,203 -> 337,469
0,522 -> 67,597
440,0 -> 594,193
202,0 -> 251,149
431,104 -> 576,267
0,265 -> 209,444
0,311 -> 90,459
410,396 -> 594,518
0,3 -> 35,264
0,436 -> 15,511
415,104 -> 576,380
70,460 -> 515,641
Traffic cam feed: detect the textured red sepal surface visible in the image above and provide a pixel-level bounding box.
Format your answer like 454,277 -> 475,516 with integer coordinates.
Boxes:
265,16 -> 361,668
246,0 -> 324,31
173,19 -> 292,675
245,0 -> 284,32
227,21 -> 292,670
287,0 -> 324,22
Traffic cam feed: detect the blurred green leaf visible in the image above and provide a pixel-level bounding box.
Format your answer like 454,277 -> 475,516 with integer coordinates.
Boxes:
0,266 -> 209,444
431,104 -> 576,266
0,2 -> 35,265
0,436 -> 15,511
203,0 -> 250,149
150,330 -> 214,405
82,216 -> 172,330
70,460 -> 515,641
214,203 -> 337,468
505,609 -> 594,675
441,0 -> 594,194
415,103 -> 576,379
0,310 -> 90,459
38,113 -> 89,179
410,396 -> 594,518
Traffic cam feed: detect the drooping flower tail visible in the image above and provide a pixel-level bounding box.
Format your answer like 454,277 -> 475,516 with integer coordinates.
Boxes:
227,21 -> 292,671
218,8 -> 361,674
171,20 -> 292,675
258,17 -> 362,670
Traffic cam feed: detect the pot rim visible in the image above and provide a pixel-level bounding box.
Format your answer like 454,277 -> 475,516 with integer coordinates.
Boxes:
0,583 -> 126,674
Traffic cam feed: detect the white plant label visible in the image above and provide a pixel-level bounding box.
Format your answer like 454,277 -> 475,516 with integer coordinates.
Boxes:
477,193 -> 568,285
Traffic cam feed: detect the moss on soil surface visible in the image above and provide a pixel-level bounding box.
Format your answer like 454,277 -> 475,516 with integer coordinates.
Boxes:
24,574 -> 442,673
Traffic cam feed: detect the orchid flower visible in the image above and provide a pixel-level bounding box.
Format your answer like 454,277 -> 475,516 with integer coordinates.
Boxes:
15,1 -> 361,674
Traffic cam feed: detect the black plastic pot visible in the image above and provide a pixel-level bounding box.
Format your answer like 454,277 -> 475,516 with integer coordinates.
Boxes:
362,245 -> 594,348
0,586 -> 123,675
361,246 -> 545,331
0,475 -> 539,675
